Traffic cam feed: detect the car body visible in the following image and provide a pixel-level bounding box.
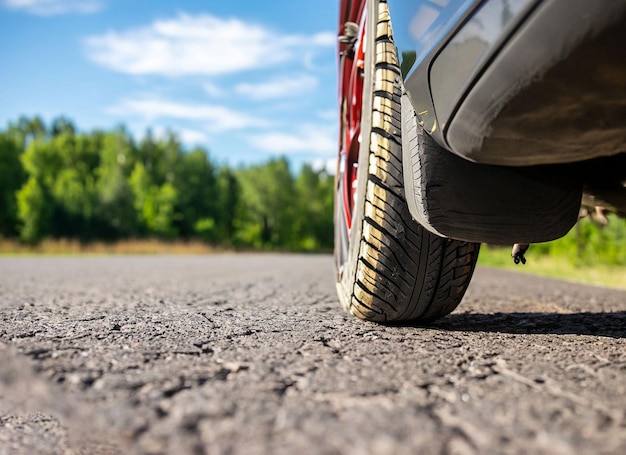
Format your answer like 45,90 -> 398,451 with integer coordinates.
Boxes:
334,0 -> 626,322
391,0 -> 626,166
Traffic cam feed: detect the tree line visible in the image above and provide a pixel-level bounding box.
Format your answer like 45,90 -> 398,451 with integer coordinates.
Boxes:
0,116 -> 334,250
2,115 -> 624,263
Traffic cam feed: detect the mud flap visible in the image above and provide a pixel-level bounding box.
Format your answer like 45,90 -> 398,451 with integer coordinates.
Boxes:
401,94 -> 582,245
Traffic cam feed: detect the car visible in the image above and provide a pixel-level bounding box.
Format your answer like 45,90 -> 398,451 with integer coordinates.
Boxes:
334,0 -> 626,323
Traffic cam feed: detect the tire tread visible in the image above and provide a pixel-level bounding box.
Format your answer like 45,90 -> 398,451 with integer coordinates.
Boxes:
338,0 -> 479,323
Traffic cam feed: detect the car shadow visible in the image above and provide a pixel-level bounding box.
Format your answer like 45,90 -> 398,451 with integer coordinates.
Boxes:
422,311 -> 626,339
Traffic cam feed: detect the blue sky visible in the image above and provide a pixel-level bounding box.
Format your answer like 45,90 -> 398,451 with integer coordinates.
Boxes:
0,0 -> 339,170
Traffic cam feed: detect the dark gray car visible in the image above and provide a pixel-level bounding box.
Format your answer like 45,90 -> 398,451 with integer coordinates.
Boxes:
334,0 -> 626,323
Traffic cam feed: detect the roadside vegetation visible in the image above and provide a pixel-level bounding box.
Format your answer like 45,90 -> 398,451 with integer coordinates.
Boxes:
479,214 -> 626,289
1,116 -> 624,288
478,247 -> 626,290
0,116 -> 333,252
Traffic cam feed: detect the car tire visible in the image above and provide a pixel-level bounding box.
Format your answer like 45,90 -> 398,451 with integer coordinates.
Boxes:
334,0 -> 480,323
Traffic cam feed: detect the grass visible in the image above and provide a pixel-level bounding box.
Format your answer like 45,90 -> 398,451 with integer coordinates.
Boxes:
478,245 -> 626,290
0,238 -> 223,255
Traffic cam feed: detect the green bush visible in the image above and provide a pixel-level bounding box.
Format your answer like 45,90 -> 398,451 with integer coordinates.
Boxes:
532,215 -> 626,266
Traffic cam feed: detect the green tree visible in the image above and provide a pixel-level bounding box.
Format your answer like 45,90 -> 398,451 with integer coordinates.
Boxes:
95,127 -> 138,238
136,129 -> 182,185
6,116 -> 47,151
16,137 -> 60,241
0,133 -> 26,237
15,127 -> 102,241
50,132 -> 100,239
156,131 -> 185,186
215,166 -> 239,243
3,115 -> 341,251
16,177 -> 49,243
152,182 -> 178,238
174,147 -> 217,240
51,116 -> 76,137
295,164 -> 334,250
129,162 -> 179,238
234,158 -> 298,248
52,168 -> 93,219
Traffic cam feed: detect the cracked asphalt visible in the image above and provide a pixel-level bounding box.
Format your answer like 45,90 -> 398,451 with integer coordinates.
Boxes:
0,254 -> 624,454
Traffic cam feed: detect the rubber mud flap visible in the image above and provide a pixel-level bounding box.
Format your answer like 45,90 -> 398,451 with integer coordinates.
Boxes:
401,94 -> 583,245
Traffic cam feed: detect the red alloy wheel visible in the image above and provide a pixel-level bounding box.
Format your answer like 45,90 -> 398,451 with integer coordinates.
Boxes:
338,2 -> 367,234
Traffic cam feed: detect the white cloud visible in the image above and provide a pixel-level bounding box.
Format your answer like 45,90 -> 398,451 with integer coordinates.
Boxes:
310,32 -> 336,46
235,74 -> 318,101
108,97 -> 270,132
178,128 -> 210,145
126,124 -> 209,148
84,12 -> 334,77
202,82 -> 224,98
1,0 -> 103,15
309,158 -> 336,175
248,124 -> 336,156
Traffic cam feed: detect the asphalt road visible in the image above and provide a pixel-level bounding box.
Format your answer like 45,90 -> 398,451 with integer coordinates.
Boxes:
0,254 -> 624,455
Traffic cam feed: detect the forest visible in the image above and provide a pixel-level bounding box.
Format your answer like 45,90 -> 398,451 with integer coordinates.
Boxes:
0,116 -> 334,250
1,115 -> 624,265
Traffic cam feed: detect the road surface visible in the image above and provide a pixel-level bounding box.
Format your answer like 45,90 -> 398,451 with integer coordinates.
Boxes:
0,255 -> 624,454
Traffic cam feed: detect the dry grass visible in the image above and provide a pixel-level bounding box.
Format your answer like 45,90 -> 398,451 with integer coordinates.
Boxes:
0,238 -> 224,255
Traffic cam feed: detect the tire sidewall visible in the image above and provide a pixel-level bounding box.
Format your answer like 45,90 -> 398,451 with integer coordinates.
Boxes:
337,0 -> 379,310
